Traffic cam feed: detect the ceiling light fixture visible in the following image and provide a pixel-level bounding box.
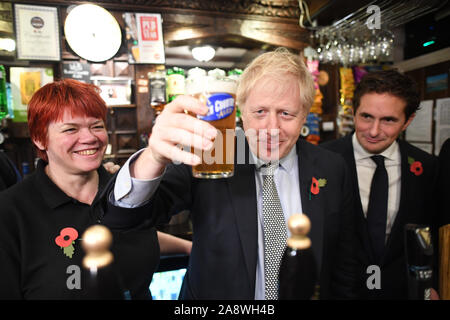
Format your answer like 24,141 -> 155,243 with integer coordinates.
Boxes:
191,45 -> 215,62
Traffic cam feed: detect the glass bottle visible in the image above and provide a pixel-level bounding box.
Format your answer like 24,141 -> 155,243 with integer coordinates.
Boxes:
0,65 -> 8,120
22,162 -> 30,179
228,69 -> 243,123
166,67 -> 185,103
148,67 -> 166,115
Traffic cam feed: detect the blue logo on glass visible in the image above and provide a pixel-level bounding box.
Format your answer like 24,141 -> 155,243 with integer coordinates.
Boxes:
198,93 -> 234,121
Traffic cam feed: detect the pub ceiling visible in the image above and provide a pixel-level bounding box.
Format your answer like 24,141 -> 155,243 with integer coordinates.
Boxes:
6,0 -> 374,68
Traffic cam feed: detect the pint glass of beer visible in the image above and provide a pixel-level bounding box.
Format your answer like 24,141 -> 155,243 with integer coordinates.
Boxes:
186,71 -> 237,179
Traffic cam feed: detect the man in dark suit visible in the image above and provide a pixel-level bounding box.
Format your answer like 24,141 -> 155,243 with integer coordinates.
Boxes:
0,151 -> 21,191
122,48 -> 358,299
437,138 -> 450,228
321,70 -> 440,299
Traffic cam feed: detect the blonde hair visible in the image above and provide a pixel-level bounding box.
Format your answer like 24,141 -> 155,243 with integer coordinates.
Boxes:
236,47 -> 315,115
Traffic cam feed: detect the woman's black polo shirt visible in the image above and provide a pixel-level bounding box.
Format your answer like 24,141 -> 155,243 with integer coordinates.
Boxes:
0,160 -> 159,299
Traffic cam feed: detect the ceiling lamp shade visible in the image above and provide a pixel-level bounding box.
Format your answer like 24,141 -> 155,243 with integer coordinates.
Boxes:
191,45 -> 215,62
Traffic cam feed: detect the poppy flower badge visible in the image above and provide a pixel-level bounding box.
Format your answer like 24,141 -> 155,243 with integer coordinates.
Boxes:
310,177 -> 327,199
55,227 -> 79,258
408,156 -> 423,176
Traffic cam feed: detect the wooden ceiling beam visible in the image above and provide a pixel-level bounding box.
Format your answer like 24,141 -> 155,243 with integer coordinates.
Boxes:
163,12 -> 310,50
13,0 -> 311,51
306,0 -> 333,19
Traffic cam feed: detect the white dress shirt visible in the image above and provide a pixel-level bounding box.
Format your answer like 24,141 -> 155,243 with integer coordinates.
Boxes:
352,133 -> 402,243
251,146 -> 302,300
113,149 -> 161,207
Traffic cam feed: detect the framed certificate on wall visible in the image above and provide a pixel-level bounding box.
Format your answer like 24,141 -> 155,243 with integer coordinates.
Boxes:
14,4 -> 61,61
91,77 -> 133,106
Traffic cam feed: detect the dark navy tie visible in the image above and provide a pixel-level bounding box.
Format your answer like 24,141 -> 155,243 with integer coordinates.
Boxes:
367,155 -> 388,263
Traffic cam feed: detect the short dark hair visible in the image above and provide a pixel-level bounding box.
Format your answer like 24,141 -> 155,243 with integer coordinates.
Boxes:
353,69 -> 420,121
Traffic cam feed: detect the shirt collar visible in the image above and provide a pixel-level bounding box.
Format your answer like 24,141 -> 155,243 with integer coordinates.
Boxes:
352,132 -> 400,163
36,159 -> 112,209
251,144 -> 297,172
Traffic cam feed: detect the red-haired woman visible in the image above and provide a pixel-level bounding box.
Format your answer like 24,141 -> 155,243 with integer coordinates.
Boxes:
0,79 -> 159,299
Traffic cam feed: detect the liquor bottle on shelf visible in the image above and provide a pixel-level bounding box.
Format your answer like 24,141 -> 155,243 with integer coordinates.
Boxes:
187,67 -> 206,79
81,224 -> 126,299
21,162 -> 30,178
228,69 -> 243,124
279,213 -> 317,300
148,67 -> 166,116
207,68 -> 226,78
405,224 -> 434,300
0,65 -> 8,120
6,82 -> 14,119
166,67 -> 185,103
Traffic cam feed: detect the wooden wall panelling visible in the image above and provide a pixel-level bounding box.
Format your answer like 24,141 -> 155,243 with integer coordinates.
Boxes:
135,64 -> 156,139
106,107 -> 116,157
318,64 -> 339,142
114,61 -> 133,77
90,61 -> 114,77
2,136 -> 36,176
106,105 -> 138,160
423,60 -> 450,101
405,60 -> 450,155
114,106 -> 138,131
116,133 -> 138,154
406,61 -> 450,101
405,68 -> 426,101
33,0 -> 310,20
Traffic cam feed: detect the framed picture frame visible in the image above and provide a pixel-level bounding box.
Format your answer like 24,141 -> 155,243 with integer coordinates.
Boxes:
123,12 -> 165,64
14,4 -> 61,61
9,67 -> 54,122
91,77 -> 133,106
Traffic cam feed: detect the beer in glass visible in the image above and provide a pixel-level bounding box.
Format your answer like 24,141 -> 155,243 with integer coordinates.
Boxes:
186,72 -> 237,179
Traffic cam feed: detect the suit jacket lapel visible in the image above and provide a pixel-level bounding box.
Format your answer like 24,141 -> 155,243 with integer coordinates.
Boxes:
227,133 -> 258,292
297,140 -> 324,274
383,140 -> 410,263
342,135 -> 375,262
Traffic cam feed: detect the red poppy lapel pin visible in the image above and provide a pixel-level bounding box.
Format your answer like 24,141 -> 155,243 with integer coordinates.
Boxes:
408,156 -> 423,176
55,227 -> 79,258
310,177 -> 327,200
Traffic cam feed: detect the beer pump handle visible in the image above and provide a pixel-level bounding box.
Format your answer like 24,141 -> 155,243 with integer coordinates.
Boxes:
279,214 -> 318,300
82,225 -> 125,299
404,224 -> 434,300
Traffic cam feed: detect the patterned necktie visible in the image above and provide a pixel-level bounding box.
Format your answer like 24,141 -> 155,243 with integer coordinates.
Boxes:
367,155 -> 388,263
261,162 -> 287,300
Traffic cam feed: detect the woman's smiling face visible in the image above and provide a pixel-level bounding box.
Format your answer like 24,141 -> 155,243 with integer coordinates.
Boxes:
35,110 -> 108,175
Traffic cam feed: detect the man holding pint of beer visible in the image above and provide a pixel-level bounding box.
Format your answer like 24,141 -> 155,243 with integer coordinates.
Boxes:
185,70 -> 238,179
119,48 -> 358,299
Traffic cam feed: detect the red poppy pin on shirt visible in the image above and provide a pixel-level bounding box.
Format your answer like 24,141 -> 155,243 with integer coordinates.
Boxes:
55,227 -> 79,258
310,177 -> 327,199
408,157 -> 423,176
